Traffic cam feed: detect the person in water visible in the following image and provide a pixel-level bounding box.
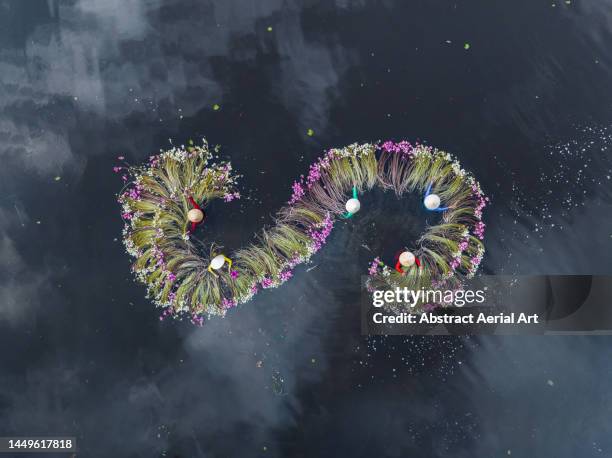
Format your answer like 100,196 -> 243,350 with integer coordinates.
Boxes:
423,182 -> 448,212
394,250 -> 420,274
342,186 -> 360,218
187,196 -> 206,232
207,254 -> 233,275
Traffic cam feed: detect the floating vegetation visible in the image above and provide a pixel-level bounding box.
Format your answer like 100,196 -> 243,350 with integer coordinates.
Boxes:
116,140 -> 487,324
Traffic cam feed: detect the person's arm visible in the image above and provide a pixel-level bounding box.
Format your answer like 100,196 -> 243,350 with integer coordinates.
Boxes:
188,196 -> 200,209
187,196 -> 206,232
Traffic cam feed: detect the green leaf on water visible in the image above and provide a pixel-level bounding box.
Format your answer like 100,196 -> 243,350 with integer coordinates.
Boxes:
464,42 -> 471,50
213,104 -> 221,111
307,128 -> 314,137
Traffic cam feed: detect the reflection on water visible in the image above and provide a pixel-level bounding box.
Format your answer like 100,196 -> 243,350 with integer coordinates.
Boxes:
0,0 -> 612,456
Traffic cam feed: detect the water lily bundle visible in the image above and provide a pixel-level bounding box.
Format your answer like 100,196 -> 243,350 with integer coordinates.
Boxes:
117,139 -> 487,324
366,141 -> 488,312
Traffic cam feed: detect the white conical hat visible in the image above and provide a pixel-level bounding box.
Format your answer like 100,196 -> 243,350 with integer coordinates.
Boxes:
188,208 -> 204,223
424,194 -> 441,210
210,254 -> 226,270
399,251 -> 416,267
345,198 -> 361,214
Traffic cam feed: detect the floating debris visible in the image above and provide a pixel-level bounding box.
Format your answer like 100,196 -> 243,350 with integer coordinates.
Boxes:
14,203 -> 25,227
271,369 -> 286,395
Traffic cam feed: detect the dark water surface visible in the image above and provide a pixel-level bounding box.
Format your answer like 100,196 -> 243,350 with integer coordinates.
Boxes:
1,1 -> 612,457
